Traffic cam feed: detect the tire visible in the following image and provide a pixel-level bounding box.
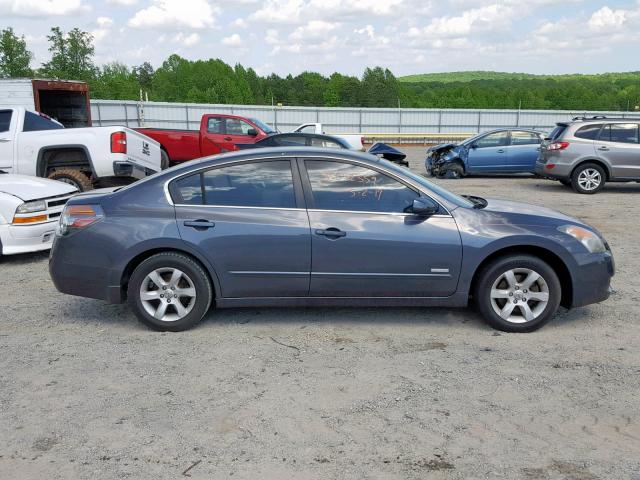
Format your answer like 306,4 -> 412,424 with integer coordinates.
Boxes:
571,163 -> 605,194
160,150 -> 170,170
47,168 -> 93,192
474,254 -> 561,333
438,163 -> 464,179
127,252 -> 213,332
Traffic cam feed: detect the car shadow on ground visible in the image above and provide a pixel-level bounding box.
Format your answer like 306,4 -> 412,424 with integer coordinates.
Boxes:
0,250 -> 49,265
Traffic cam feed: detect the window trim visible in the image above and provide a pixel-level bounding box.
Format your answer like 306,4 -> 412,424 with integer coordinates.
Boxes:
168,158 -> 303,209
164,154 -> 452,216
298,157 -> 446,216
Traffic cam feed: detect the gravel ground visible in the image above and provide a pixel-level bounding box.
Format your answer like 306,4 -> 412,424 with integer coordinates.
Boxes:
1,147 -> 639,480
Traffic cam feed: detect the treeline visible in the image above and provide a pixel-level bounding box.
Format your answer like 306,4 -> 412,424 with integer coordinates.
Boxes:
1,26 -> 639,111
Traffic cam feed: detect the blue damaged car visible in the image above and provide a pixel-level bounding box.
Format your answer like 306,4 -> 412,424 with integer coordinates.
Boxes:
426,129 -> 545,178
50,147 -> 613,333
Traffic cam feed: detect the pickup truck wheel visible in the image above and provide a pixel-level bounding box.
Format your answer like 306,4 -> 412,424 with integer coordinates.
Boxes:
47,168 -> 93,192
128,252 -> 213,332
160,150 -> 170,170
474,255 -> 561,333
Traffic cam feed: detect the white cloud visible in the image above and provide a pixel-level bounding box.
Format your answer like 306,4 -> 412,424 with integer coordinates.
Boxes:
222,33 -> 243,47
173,32 -> 201,46
97,16 -> 113,27
418,4 -> 515,37
354,25 -> 375,39
0,0 -> 86,16
231,18 -> 248,28
588,6 -> 627,31
106,0 -> 137,5
250,0 -> 304,23
128,0 -> 217,29
290,20 -> 339,40
308,0 -> 403,16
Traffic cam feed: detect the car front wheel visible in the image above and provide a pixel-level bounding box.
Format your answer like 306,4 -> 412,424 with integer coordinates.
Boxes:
474,255 -> 561,332
128,252 -> 213,331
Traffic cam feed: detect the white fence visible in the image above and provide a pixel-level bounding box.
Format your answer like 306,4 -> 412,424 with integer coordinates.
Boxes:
91,99 -> 636,134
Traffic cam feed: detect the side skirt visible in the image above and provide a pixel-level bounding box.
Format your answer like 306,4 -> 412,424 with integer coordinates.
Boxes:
216,292 -> 469,309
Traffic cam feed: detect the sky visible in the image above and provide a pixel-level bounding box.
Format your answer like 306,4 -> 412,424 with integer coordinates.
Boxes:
1,0 -> 639,77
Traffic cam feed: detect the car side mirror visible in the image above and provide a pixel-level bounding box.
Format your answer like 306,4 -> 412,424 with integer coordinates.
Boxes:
247,128 -> 258,137
470,143 -> 478,149
411,197 -> 439,216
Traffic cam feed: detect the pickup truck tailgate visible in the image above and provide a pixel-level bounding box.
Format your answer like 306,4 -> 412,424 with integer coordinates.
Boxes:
123,128 -> 161,171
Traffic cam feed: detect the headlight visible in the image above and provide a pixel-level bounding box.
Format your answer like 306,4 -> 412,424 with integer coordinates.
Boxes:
558,225 -> 606,254
16,200 -> 46,214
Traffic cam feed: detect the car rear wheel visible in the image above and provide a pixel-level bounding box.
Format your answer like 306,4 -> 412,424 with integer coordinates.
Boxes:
474,255 -> 561,332
160,150 -> 170,170
571,163 -> 605,194
128,252 -> 213,331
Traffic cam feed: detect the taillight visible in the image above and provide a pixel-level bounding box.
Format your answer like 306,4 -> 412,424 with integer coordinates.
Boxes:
57,204 -> 104,236
547,141 -> 569,151
111,131 -> 127,154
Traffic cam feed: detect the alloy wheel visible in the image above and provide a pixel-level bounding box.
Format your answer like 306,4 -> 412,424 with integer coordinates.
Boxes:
490,268 -> 550,324
577,168 -> 601,191
139,268 -> 197,322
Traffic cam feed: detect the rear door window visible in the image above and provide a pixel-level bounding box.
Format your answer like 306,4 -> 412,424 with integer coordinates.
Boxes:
599,123 -> 639,144
304,160 -> 419,213
574,124 -> 603,140
171,160 -> 296,208
510,131 -> 541,145
0,110 -> 12,132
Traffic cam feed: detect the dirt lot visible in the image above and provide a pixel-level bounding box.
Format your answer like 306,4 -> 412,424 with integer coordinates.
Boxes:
1,147 -> 639,479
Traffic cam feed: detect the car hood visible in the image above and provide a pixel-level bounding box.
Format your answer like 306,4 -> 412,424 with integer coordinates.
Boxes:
482,198 -> 577,223
0,174 -> 77,201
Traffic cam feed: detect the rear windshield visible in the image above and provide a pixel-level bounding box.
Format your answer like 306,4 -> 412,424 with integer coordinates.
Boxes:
574,124 -> 603,140
548,124 -> 567,140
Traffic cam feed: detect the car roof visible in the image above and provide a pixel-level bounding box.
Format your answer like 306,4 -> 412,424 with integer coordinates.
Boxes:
564,116 -> 640,125
166,146 -> 381,174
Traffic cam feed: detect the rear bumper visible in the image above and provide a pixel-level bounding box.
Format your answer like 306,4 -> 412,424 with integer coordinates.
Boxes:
49,234 -> 124,303
535,160 -> 572,179
0,222 -> 57,255
113,161 -> 158,179
570,251 -> 615,308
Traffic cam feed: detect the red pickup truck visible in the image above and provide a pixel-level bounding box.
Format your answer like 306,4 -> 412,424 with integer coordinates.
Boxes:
135,114 -> 276,165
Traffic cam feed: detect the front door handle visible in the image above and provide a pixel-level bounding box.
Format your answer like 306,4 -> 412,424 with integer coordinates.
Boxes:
315,228 -> 346,239
598,146 -> 610,151
0,138 -> 10,143
497,149 -> 505,153
224,136 -> 232,141
184,219 -> 215,230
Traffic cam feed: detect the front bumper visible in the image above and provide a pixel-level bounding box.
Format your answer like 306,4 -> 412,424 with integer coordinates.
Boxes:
570,250 -> 615,308
0,222 -> 57,255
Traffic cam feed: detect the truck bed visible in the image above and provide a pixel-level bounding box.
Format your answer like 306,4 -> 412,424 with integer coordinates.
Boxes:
135,127 -> 201,163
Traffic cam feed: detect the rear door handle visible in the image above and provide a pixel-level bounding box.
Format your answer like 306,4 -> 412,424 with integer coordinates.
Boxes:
598,146 -> 609,151
497,149 -> 505,153
0,138 -> 10,143
224,136 -> 232,141
184,219 -> 215,230
315,228 -> 346,239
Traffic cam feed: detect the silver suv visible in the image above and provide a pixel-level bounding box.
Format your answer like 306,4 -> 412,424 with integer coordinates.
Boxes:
536,116 -> 640,194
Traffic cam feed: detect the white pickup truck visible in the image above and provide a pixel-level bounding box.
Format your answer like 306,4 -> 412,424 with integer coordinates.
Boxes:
293,123 -> 364,150
0,107 -> 162,191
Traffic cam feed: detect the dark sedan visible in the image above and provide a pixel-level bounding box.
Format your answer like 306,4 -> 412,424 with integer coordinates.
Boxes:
237,132 -> 351,150
50,147 -> 614,332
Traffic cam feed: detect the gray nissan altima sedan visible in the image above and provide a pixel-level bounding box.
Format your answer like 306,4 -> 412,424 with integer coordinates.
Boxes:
49,147 -> 614,332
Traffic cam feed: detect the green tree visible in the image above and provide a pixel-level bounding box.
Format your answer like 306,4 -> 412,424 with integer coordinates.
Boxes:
0,27 -> 33,78
41,27 -> 96,80
133,62 -> 154,90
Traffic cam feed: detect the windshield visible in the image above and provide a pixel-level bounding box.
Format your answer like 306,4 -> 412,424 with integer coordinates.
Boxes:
250,118 -> 276,135
380,159 -> 475,208
460,132 -> 486,146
